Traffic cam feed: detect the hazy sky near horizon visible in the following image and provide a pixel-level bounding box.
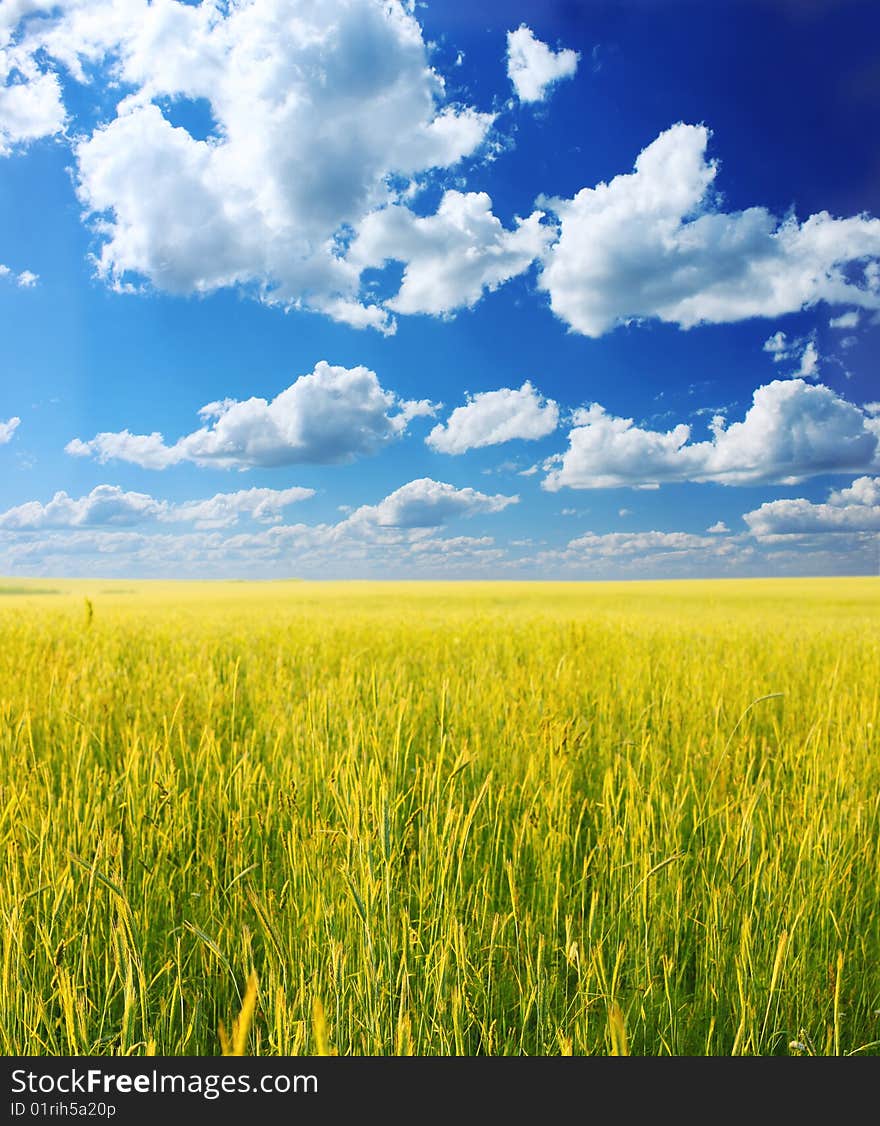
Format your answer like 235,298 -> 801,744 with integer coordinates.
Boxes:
1,0 -> 878,579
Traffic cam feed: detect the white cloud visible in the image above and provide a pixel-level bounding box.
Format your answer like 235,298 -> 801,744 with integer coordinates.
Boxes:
743,476 -> 880,536
0,65 -> 66,154
763,330 -> 789,361
426,381 -> 558,454
0,0 -> 491,327
0,485 -> 166,529
506,25 -> 579,104
794,340 -> 819,379
0,483 -> 314,530
0,263 -> 38,286
162,485 -> 314,528
565,529 -> 732,558
830,476 -> 880,506
65,430 -> 178,470
829,310 -> 859,329
707,520 -> 729,533
305,296 -> 393,335
520,527 -> 749,580
345,477 -> 517,529
0,476 -> 514,578
538,122 -> 880,337
0,522 -> 508,579
66,361 -> 435,469
543,378 -> 880,490
5,2 -> 576,331
0,416 -> 20,444
347,191 -> 554,317
7,7 -> 878,339
1,477 -> 875,580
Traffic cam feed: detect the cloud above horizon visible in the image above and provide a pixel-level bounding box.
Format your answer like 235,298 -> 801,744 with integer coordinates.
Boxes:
2,5 -> 877,339
0,483 -> 315,530
0,476 -> 517,578
743,476 -> 880,536
537,123 -> 880,337
66,361 -> 436,470
346,476 -> 517,529
427,381 -> 559,454
543,379 -> 880,490
1,471 -> 874,581
3,0 -> 495,332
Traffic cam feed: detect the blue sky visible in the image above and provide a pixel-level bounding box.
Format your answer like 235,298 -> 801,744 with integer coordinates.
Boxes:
0,0 -> 878,579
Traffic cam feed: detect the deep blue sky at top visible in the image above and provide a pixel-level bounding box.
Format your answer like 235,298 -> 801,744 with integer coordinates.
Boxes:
0,0 -> 877,578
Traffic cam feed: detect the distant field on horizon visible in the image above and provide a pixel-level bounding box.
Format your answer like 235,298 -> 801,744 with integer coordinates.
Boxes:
0,572 -> 876,609
1,577 -> 878,1056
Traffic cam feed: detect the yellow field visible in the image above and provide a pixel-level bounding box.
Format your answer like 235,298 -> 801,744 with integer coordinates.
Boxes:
1,577 -> 878,1055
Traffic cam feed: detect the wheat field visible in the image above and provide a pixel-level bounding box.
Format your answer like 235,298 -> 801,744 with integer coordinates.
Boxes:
0,576 -> 878,1056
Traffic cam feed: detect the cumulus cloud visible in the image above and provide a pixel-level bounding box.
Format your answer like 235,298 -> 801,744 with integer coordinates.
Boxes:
66,361 -> 436,469
543,378 -> 880,490
2,0 -> 495,329
0,485 -> 166,529
65,430 -> 177,470
0,263 -> 38,287
506,25 -> 579,103
405,533 -> 499,558
0,483 -> 314,530
0,476 -> 514,578
13,516 -> 875,580
1,476 -> 874,580
0,416 -> 20,444
829,310 -> 860,330
7,7 -> 880,338
519,523 -> 876,579
426,381 -> 559,454
830,476 -> 880,506
743,476 -> 880,536
538,122 -> 880,337
347,191 -> 554,317
0,65 -> 66,154
345,477 -> 517,529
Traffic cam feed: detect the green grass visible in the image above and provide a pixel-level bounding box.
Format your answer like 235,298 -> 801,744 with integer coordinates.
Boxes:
0,577 -> 878,1056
